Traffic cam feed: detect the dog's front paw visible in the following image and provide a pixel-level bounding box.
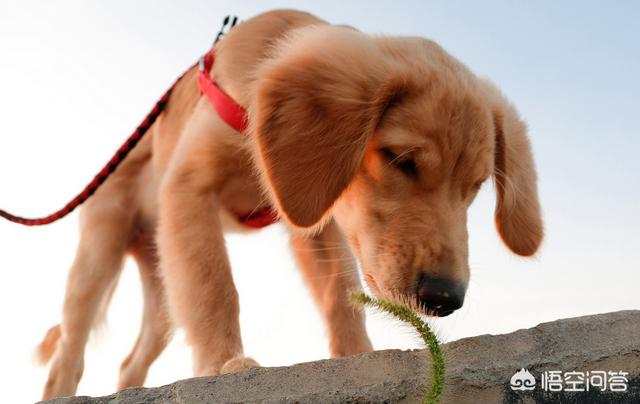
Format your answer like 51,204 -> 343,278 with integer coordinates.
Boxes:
220,356 -> 259,374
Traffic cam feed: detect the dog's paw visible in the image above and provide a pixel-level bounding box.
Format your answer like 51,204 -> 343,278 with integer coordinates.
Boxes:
220,356 -> 259,374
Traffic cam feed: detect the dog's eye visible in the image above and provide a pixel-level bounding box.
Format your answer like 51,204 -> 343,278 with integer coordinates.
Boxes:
379,148 -> 418,179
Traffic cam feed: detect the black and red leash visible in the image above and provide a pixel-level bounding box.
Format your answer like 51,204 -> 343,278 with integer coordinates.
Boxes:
0,16 -> 238,227
0,78 -> 181,226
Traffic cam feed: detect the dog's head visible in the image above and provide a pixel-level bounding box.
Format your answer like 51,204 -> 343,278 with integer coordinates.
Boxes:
249,26 -> 543,316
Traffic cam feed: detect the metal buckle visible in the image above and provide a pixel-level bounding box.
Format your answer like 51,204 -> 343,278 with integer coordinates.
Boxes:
198,56 -> 206,72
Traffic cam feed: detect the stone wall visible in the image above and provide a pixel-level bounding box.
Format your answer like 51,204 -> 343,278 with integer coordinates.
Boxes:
46,310 -> 640,403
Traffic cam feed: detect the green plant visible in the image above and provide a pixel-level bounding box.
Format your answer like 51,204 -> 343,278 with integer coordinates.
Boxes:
351,292 -> 445,404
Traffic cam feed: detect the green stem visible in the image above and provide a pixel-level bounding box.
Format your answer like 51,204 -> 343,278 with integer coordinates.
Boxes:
351,292 -> 445,404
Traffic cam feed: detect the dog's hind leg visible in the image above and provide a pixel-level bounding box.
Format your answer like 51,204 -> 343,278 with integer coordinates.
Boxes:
118,237 -> 172,390
42,195 -> 134,400
290,220 -> 373,357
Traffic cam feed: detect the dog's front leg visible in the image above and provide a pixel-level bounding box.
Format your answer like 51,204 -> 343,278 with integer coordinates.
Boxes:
290,220 -> 373,357
157,102 -> 256,376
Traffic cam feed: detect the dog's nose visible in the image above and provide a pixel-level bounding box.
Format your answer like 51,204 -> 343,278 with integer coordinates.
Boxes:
416,273 -> 465,316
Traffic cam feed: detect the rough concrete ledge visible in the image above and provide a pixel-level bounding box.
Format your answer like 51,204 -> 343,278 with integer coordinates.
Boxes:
46,310 -> 640,403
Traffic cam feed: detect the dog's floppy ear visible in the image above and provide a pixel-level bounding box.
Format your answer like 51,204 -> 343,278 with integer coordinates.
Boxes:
484,82 -> 544,256
249,26 -> 398,228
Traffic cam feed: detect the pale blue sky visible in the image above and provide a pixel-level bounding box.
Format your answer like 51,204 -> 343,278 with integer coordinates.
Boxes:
0,2 -> 638,402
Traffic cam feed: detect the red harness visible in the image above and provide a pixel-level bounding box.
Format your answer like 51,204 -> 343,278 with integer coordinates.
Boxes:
197,51 -> 279,229
0,48 -> 279,229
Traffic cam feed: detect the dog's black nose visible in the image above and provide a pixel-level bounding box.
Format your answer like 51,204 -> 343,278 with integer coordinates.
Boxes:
416,273 -> 465,316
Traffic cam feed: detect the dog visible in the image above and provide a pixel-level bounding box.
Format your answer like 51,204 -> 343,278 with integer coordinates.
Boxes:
34,9 -> 543,399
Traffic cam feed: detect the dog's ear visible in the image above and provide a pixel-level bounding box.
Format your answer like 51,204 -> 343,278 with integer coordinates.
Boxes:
249,26 -> 399,228
483,82 -> 544,256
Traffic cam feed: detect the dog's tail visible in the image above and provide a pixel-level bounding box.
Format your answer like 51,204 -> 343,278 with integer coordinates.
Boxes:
36,324 -> 61,364
35,275 -> 120,365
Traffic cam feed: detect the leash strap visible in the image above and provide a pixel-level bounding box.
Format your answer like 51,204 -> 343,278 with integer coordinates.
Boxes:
0,68 -> 188,226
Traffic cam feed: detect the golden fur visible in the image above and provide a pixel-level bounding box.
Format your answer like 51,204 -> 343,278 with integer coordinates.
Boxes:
37,9 -> 543,399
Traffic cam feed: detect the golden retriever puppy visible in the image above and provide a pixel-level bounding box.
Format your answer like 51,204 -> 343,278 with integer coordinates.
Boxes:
35,9 -> 543,399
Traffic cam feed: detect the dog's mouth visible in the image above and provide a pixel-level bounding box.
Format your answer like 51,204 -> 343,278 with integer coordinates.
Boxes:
363,274 -> 458,317
415,300 -> 455,317
401,294 -> 456,317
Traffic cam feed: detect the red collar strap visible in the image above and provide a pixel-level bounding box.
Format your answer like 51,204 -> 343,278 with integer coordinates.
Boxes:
197,50 -> 279,229
197,52 -> 248,133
